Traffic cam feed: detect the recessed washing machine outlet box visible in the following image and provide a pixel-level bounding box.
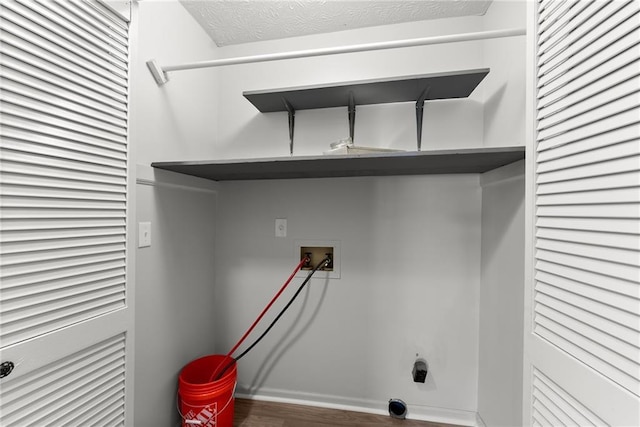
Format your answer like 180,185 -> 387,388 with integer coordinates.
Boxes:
294,240 -> 340,279
300,246 -> 333,271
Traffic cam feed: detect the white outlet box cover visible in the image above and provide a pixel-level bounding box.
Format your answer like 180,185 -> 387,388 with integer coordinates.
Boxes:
275,218 -> 287,237
294,239 -> 340,279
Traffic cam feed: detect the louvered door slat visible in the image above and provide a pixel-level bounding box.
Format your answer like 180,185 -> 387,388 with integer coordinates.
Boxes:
44,379 -> 125,426
534,318 -> 638,394
538,1 -> 636,84
536,259 -> 638,297
2,0 -> 127,76
31,0 -> 127,53
538,92 -> 639,141
538,107 -> 639,150
15,0 -> 128,61
68,395 -> 125,426
536,227 -> 639,250
537,56 -> 639,123
51,0 -> 128,42
536,292 -> 638,346
537,154 -> 640,183
75,0 -> 129,32
533,387 -> 578,425
537,140 -> 640,172
534,0 -> 640,408
537,187 -> 640,205
1,295 -> 124,346
0,29 -> 127,99
2,136 -> 126,168
1,126 -> 127,160
1,271 -> 125,303
0,225 -> 125,243
539,0 -> 567,23
538,1 -> 593,49
537,170 -> 640,195
538,75 -> 639,131
536,216 -> 640,235
536,248 -> 638,289
0,76 -> 127,130
0,47 -> 127,112
0,63 -> 127,120
538,0 -> 573,35
0,334 -> 126,426
2,104 -> 127,145
1,184 -> 127,203
1,114 -> 126,153
2,167 -> 127,191
1,91 -> 127,137
532,370 -> 606,426
0,0 -> 129,355
533,397 -> 564,426
0,6 -> 127,84
539,13 -> 639,100
536,273 -> 639,316
538,1 -> 623,72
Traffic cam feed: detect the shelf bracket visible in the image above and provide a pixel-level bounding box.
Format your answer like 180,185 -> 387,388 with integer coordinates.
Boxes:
415,87 -> 430,151
283,98 -> 295,156
348,92 -> 356,143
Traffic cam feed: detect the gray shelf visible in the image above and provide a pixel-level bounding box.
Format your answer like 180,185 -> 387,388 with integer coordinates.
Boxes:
244,68 -> 491,153
151,146 -> 525,181
243,68 -> 490,112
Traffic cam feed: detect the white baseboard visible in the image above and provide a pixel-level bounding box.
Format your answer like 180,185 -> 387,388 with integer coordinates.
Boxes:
235,385 -> 479,426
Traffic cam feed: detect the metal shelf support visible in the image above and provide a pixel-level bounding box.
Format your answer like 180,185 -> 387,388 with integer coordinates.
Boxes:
415,87 -> 430,151
283,99 -> 295,155
348,92 -> 356,143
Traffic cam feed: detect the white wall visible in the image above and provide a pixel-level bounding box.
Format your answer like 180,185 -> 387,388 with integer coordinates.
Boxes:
130,2 -> 221,425
482,1 -> 527,147
478,161 -> 525,427
214,175 -> 482,424
134,168 -> 218,426
133,0 -> 220,165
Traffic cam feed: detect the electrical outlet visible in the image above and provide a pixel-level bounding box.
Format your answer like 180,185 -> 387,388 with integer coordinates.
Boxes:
294,240 -> 340,279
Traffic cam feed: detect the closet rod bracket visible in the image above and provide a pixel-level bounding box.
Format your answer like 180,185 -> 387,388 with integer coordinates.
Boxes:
147,60 -> 169,86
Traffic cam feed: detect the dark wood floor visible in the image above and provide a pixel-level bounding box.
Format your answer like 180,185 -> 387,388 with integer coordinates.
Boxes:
233,398 -> 461,427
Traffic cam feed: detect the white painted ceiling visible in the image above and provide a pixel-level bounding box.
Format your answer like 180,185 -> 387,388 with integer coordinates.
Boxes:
180,1 -> 493,47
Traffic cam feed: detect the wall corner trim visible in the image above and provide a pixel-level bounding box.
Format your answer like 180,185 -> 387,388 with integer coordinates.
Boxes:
479,159 -> 524,188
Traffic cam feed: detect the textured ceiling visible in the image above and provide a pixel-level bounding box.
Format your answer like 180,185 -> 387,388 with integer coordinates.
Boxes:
180,1 -> 493,47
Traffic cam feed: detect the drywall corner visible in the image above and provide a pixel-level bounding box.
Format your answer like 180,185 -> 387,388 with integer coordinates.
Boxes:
478,160 -> 525,426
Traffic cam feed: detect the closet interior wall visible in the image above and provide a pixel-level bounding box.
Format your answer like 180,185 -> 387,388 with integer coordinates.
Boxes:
131,1 -> 526,425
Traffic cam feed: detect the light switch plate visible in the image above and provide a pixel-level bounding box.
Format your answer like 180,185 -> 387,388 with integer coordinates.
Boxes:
138,222 -> 151,247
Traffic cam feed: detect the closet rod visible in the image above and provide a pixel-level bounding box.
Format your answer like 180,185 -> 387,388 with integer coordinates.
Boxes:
147,27 -> 525,85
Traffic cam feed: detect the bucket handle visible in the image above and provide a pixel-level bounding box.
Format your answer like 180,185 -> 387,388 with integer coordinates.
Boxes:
176,381 -> 237,425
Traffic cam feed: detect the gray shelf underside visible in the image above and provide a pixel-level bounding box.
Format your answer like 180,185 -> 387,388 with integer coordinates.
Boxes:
243,68 -> 490,112
151,146 -> 525,181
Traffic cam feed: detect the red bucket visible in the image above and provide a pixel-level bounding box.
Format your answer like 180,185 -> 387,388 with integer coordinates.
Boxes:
178,355 -> 237,427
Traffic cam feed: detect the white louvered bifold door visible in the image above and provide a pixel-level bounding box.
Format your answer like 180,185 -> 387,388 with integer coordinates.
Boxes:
525,0 -> 640,425
0,1 -> 132,425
